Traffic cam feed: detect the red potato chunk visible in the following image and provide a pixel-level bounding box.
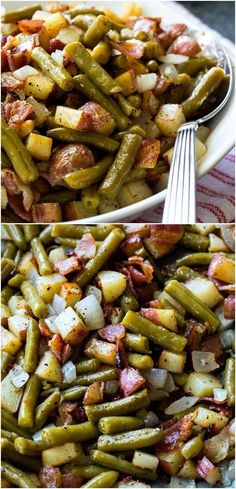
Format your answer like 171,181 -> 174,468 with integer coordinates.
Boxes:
49,144 -> 95,185
170,35 -> 201,56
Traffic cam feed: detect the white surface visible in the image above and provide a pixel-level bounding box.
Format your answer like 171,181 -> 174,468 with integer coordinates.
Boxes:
3,0 -> 235,223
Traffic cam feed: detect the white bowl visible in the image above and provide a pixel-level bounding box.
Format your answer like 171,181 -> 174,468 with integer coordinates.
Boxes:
3,0 -> 235,223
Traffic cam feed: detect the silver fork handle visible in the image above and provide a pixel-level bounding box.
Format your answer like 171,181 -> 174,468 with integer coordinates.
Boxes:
162,121 -> 198,224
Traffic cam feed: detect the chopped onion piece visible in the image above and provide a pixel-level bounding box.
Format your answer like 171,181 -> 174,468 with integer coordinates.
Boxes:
33,423 -> 55,441
26,267 -> 40,286
61,361 -> 76,384
149,389 -> 169,401
51,49 -> 64,67
220,329 -> 235,349
141,368 -> 167,389
144,411 -> 159,428
75,294 -> 105,330
159,63 -> 178,82
85,285 -> 102,304
47,304 -> 55,316
52,294 -> 66,315
13,65 -> 39,80
164,372 -> 176,393
165,396 -> 199,415
192,351 -> 219,373
9,365 -> 29,388
213,388 -> 227,402
159,54 -> 189,64
44,316 -> 57,333
137,73 -> 158,93
170,477 -> 196,488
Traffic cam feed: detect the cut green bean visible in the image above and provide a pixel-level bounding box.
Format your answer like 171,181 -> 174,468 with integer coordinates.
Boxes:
181,434 -> 204,459
1,4 -> 41,22
3,224 -> 26,250
14,437 -> 48,456
91,450 -> 156,480
21,281 -> 47,319
84,15 -> 111,47
1,285 -> 14,304
47,128 -> 119,152
39,226 -> 54,244
1,439 -> 41,472
51,224 -> 116,240
97,428 -> 163,452
127,352 -> 154,369
98,416 -> 144,435
23,225 -> 40,243
123,332 -> 150,354
81,470 -> 119,488
18,375 -> 41,428
60,367 -> 118,389
31,237 -> 52,276
180,232 -> 210,251
8,273 -> 25,288
67,7 -> 103,18
68,465 -> 109,480
42,422 -> 99,447
76,358 -> 100,374
31,47 -> 73,91
62,385 -> 87,401
23,318 -> 40,373
64,155 -> 114,190
41,190 -> 78,205
182,67 -> 225,118
1,257 -> 15,283
1,430 -> 18,442
99,134 -> 142,200
2,241 -> 17,259
85,389 -> 150,422
1,410 -> 31,438
34,391 -> 61,431
1,461 -> 35,488
224,358 -> 235,406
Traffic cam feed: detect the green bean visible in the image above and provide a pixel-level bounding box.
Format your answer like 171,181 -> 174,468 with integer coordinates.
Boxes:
31,237 -> 52,276
85,389 -> 150,422
81,470 -> 119,488
120,290 -> 139,313
39,226 -> 54,244
31,47 -> 73,91
23,318 -> 40,373
14,437 -> 48,456
42,422 -> 99,447
117,94 -> 139,117
70,466 -> 108,480
1,430 -> 18,442
41,189 -> 78,204
8,273 -> 25,288
47,128 -> 119,152
122,311 -> 187,353
34,390 -> 61,431
123,332 -> 150,354
1,257 -> 15,283
1,4 -> 41,22
125,167 -> 146,183
182,67 -> 225,118
60,367 -> 118,389
178,56 -> 217,76
2,120 -> 38,184
1,351 -> 14,378
91,450 -> 156,481
224,358 -> 235,406
23,225 -> 40,243
1,285 -> 14,304
64,155 -> 114,190
127,352 -> 154,369
3,224 -> 26,250
2,241 -> 17,259
98,427 -> 163,452
180,232 -> 210,251
14,249 -> 24,267
173,373 -> 189,387
51,224 -> 116,240
99,134 -> 142,200
84,15 -> 111,47
62,385 -> 87,401
1,410 -> 31,438
20,280 -> 47,319
76,228 -> 125,287
74,74 -> 129,130
18,375 -> 41,429
67,7 -> 103,18
92,40 -> 111,65
98,416 -> 144,435
1,461 -> 35,488
176,253 -> 214,268
1,149 -> 12,169
164,280 -> 220,332
76,358 -> 101,374
181,434 -> 204,459
66,42 -> 121,94
172,266 -> 199,282
55,237 -> 78,248
1,439 -> 41,472
114,125 -> 146,141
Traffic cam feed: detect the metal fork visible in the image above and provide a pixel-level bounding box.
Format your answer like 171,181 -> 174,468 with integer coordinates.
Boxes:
162,36 -> 233,224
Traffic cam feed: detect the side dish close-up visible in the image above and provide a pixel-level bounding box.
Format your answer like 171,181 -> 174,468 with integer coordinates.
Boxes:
1,223 -> 235,488
1,1 -> 233,223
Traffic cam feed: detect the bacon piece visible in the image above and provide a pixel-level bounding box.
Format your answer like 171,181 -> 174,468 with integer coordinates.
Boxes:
170,35 -> 201,56
53,256 -> 82,275
7,45 -> 31,71
62,473 -> 83,488
99,324 -> 126,343
109,40 -> 145,59
144,225 -> 184,259
17,19 -> 44,34
201,334 -> 224,363
155,415 -> 193,452
116,339 -> 128,369
61,343 -> 73,365
49,38 -> 65,53
135,138 -> 160,169
32,203 -> 62,223
7,195 -> 32,221
158,23 -> 187,49
128,257 -> 154,284
121,235 -> 142,256
136,282 -> 157,304
116,264 -> 137,297
39,467 -> 62,488
1,71 -> 24,90
58,401 -> 77,425
2,100 -> 34,129
47,2 -> 70,13
39,319 -> 53,338
141,308 -> 160,323
120,367 -> 145,397
185,319 -> 208,351
224,295 -> 235,319
153,75 -> 171,96
72,405 -> 87,423
3,169 -> 34,212
1,48 -> 9,72
49,333 -> 65,362
75,233 -> 96,261
128,265 -> 146,286
49,144 -> 95,186
133,17 -> 158,34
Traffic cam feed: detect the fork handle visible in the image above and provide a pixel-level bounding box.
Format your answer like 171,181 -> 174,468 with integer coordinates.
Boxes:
162,121 -> 198,224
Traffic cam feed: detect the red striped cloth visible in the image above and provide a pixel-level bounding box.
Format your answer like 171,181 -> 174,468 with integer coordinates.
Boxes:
136,149 -> 235,223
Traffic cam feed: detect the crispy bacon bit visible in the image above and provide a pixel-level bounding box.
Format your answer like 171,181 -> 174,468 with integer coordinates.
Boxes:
62,473 -> 83,488
127,256 -> 154,284
7,45 -> 31,71
1,71 -> 24,90
2,100 -> 34,129
144,225 -> 184,259
17,19 -> 44,34
170,35 -> 201,56
116,339 -> 128,369
7,195 -> 32,221
83,381 -> 104,406
99,324 -> 126,343
121,235 -> 142,256
224,295 -> 235,319
49,38 -> 65,53
133,17 -> 157,34
128,265 -> 146,286
47,2 -> 70,13
49,333 -> 65,362
39,319 -> 53,338
155,415 -> 193,452
185,319 -> 208,351
136,282 -> 157,304
39,467 -> 62,488
58,402 -> 77,425
153,75 -> 171,96
201,334 -> 224,363
158,24 -> 187,49
120,367 -> 145,397
32,203 -> 62,223
72,405 -> 87,423
135,138 -> 161,169
53,256 -> 82,275
109,40 -> 145,59
75,233 -> 96,261
141,308 -> 160,323
61,343 -> 73,365
116,265 -> 137,297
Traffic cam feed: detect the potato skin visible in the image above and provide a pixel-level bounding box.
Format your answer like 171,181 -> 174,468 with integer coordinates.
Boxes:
49,144 -> 95,184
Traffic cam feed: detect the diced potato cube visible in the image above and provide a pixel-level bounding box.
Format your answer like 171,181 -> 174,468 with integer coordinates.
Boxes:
133,451 -> 159,471
1,371 -> 24,413
15,120 -> 34,138
155,104 -> 185,137
80,102 -> 116,136
42,442 -> 82,466
177,460 -> 199,479
35,350 -> 62,383
8,295 -> 32,316
17,252 -> 35,276
45,12 -> 68,37
60,283 -> 83,308
194,407 -> 228,430
32,203 -> 62,223
164,137 -> 207,164
48,247 -> 67,265
64,201 -> 96,221
55,307 -> 88,346
55,106 -> 91,131
185,277 -> 223,309
158,448 -> 184,475
8,314 -> 35,342
184,372 -> 222,397
209,233 -> 229,252
98,271 -> 127,303
85,338 -> 117,366
26,133 -> 53,161
32,10 -> 52,20
191,224 -> 216,235
208,255 -> 235,284
1,326 -> 22,355
83,381 -> 104,405
118,180 -> 153,208
36,274 -> 67,303
154,309 -> 178,332
115,70 -> 137,96
158,350 -> 186,373
24,74 -> 55,100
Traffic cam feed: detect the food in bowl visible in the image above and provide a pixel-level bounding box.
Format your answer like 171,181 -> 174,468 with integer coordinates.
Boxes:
1,2 -> 228,223
1,223 -> 235,487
